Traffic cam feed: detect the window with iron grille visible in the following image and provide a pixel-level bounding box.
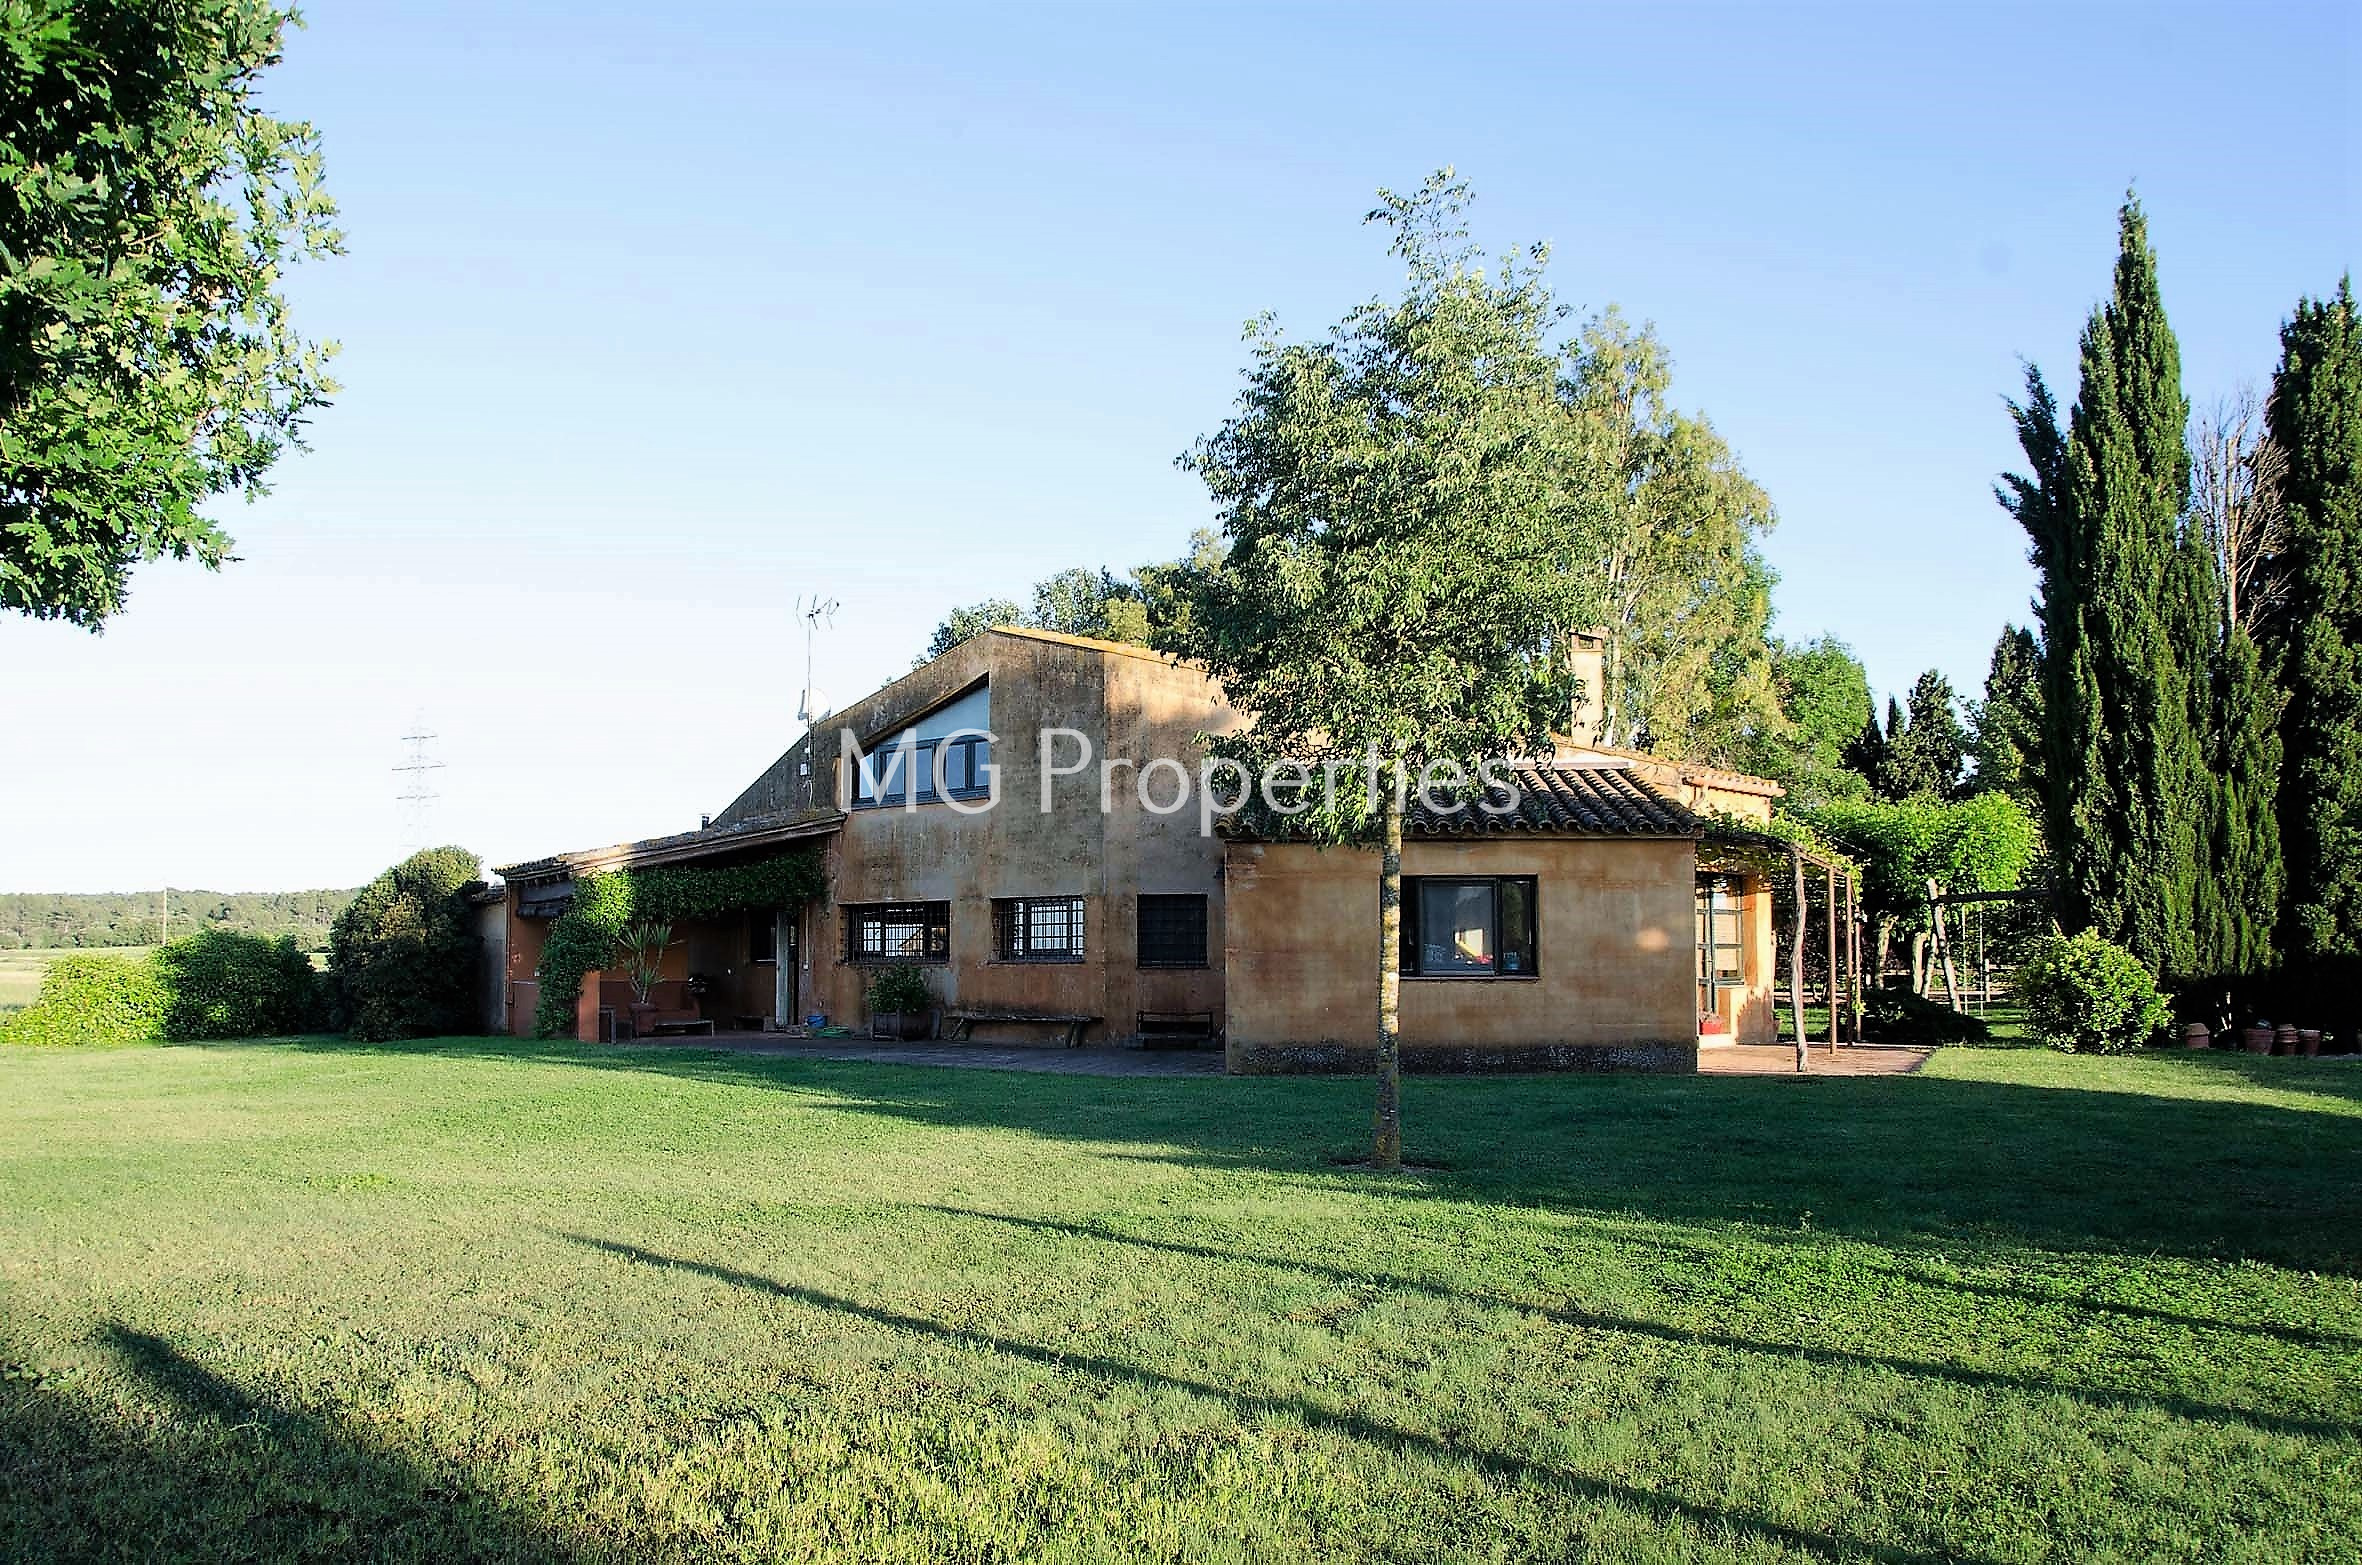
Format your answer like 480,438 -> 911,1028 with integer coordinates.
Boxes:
844,901 -> 950,964
993,896 -> 1085,962
1137,894 -> 1208,968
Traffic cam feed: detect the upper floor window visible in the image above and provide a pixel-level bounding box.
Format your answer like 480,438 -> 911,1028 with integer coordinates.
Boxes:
1400,876 -> 1536,978
994,896 -> 1085,963
1137,894 -> 1209,969
848,683 -> 994,810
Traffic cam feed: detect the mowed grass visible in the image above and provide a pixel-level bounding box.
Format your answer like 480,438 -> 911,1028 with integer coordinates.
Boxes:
2,1039 -> 2357,1563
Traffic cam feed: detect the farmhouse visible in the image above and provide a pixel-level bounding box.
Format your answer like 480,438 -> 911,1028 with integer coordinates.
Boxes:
495,627 -> 1790,1070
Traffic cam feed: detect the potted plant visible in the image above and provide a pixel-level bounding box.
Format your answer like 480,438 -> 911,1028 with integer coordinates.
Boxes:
866,963 -> 936,1041
612,918 -> 673,1039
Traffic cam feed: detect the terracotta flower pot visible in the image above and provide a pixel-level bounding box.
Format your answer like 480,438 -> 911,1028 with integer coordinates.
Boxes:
2242,1025 -> 2274,1054
2274,1024 -> 2299,1056
627,1001 -> 656,1040
2299,1028 -> 2322,1057
2181,1022 -> 2211,1050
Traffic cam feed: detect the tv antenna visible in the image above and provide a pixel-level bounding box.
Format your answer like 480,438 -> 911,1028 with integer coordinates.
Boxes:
796,594 -> 838,727
394,715 -> 445,853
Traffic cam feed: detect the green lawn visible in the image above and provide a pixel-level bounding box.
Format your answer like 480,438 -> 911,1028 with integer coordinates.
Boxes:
2,1039 -> 2357,1563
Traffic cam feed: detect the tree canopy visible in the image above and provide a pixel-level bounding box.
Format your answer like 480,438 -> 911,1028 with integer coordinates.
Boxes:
1,1 -> 341,629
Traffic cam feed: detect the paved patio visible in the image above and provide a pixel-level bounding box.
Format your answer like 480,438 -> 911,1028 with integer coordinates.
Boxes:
1696,1041 -> 1935,1076
613,1034 -> 1226,1076
614,1033 -> 1933,1078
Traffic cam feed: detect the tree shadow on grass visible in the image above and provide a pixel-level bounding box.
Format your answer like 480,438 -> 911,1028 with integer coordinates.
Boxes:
558,1229 -> 1992,1565
908,1205 -> 2357,1441
0,1324 -> 577,1564
260,1034 -> 2362,1276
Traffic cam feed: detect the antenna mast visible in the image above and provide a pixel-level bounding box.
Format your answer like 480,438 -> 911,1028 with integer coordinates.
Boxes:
394,716 -> 445,854
796,595 -> 839,728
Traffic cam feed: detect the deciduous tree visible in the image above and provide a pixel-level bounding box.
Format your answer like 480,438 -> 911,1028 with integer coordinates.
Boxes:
1,1 -> 341,628
1166,171 -> 1604,1169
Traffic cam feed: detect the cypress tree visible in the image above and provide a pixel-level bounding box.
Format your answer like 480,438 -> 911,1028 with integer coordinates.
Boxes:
2264,279 -> 2362,964
1999,367 -> 2086,904
2033,196 -> 2203,975
2195,620 -> 2284,975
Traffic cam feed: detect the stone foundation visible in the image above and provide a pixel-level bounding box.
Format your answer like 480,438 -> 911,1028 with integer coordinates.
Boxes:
1226,1038 -> 1698,1075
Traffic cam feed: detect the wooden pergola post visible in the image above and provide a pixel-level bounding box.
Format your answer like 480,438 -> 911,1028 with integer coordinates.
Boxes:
1846,871 -> 1864,1042
1825,862 -> 1839,1057
1789,845 -> 1808,1073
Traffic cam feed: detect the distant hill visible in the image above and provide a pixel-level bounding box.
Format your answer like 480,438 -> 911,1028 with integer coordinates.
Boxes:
0,889 -> 356,951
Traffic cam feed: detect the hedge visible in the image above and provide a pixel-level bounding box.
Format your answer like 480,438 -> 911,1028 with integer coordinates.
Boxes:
0,929 -> 323,1047
533,850 -> 826,1038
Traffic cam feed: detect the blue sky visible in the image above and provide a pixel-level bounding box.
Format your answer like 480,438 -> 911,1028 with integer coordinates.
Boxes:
2,0 -> 2355,892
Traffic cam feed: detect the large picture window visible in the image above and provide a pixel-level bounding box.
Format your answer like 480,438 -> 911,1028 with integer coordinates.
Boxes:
1137,894 -> 1209,969
1399,876 -> 1536,978
844,901 -> 950,964
994,896 -> 1085,962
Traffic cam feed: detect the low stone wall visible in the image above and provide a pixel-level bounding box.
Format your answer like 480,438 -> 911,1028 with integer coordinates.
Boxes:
1226,1038 -> 1697,1075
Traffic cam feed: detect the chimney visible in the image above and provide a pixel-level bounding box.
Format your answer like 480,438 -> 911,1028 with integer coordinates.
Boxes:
1567,629 -> 1607,747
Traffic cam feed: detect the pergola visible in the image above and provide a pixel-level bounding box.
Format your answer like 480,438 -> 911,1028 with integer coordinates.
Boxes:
1698,819 -> 1862,1073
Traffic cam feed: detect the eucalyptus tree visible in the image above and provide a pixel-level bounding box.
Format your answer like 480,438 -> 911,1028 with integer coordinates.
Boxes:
1,2 -> 341,628
1166,171 -> 1606,1169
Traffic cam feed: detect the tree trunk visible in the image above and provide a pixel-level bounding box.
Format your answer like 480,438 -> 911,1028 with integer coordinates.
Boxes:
1373,791 -> 1404,1170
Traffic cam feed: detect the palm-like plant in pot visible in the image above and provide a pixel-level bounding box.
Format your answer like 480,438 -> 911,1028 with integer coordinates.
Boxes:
866,963 -> 935,1040
613,918 -> 673,1038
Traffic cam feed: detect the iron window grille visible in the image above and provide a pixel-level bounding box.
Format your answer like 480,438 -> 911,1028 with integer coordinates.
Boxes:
1398,876 -> 1538,978
993,896 -> 1086,963
844,901 -> 951,964
1136,894 -> 1209,969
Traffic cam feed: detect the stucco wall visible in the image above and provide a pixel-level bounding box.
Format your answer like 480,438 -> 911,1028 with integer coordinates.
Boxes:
1223,835 -> 1699,1072
800,631 -> 1236,1041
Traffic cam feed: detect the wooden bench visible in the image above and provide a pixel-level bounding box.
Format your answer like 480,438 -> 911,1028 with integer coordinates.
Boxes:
942,1009 -> 1098,1048
648,1017 -> 716,1037
1137,1010 -> 1220,1049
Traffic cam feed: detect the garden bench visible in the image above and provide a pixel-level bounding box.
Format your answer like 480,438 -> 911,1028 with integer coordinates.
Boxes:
942,1009 -> 1097,1048
1137,1010 -> 1220,1048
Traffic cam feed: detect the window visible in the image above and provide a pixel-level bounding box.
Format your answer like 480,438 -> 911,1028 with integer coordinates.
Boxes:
850,733 -> 995,809
994,896 -> 1085,962
1137,894 -> 1209,969
1696,875 -> 1743,1007
749,910 -> 777,965
844,901 -> 950,964
848,685 -> 993,809
1399,877 -> 1536,978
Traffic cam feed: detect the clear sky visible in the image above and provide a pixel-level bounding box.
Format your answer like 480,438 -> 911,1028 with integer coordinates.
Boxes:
2,0 -> 2355,894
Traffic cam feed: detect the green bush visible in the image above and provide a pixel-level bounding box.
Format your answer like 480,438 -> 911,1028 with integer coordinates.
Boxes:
0,954 -> 170,1046
155,928 -> 322,1040
329,847 -> 484,1042
865,964 -> 934,1013
1861,985 -> 1992,1046
2014,931 -> 2172,1055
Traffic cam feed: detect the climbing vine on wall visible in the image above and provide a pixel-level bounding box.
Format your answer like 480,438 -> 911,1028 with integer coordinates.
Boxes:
532,849 -> 827,1038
